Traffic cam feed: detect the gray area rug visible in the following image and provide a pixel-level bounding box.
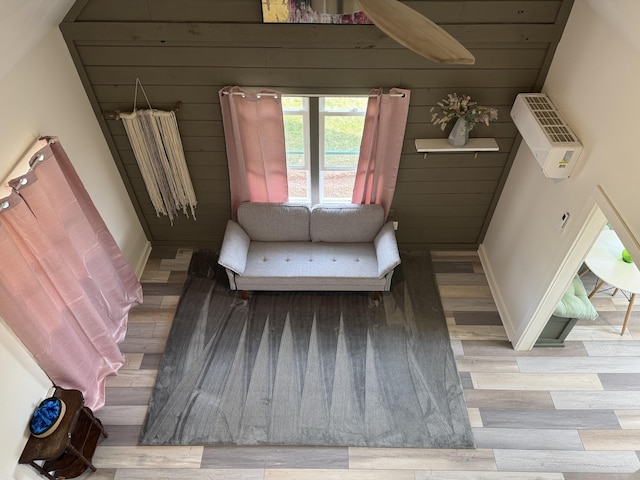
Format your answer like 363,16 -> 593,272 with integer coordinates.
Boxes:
139,250 -> 474,448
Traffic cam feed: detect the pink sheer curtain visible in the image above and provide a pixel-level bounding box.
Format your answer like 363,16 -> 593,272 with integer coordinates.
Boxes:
352,88 -> 411,219
0,137 -> 142,410
219,86 -> 289,219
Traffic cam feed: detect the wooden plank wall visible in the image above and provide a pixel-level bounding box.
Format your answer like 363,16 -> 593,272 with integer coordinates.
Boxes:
60,0 -> 574,249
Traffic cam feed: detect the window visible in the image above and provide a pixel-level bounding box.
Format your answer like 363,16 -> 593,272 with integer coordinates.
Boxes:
283,96 -> 367,205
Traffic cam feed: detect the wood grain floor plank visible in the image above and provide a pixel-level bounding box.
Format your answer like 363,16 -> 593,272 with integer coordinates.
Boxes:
264,469 -> 414,480
115,469 -> 265,479
616,410 -> 640,429
453,311 -> 503,326
201,446 -> 349,469
517,356 -> 640,373
118,336 -> 168,354
133,295 -> 163,308
447,326 -> 508,341
105,369 -> 158,387
450,339 -> 464,356
431,261 -> 475,274
471,373 -> 603,390
493,449 -> 640,473
435,272 -> 490,286
441,299 -> 499,312
479,408 -> 620,430
122,353 -> 144,369
140,352 -> 164,370
127,308 -> 177,323
161,295 -> 181,308
579,429 -> 640,450
98,405 -> 148,425
80,468 -> 115,479
583,341 -> 640,356
125,322 -> 156,337
472,427 -> 583,450
415,470 -> 564,479
462,390 -> 555,409
455,356 -> 519,373
99,425 -> 142,446
140,269 -> 172,283
93,446 -> 203,469
551,391 -> 640,409
348,448 -> 496,470
439,285 -> 493,298
467,408 -> 483,428
160,257 -> 192,271
562,473 -> 637,480
461,340 -> 588,357
566,325 -> 636,341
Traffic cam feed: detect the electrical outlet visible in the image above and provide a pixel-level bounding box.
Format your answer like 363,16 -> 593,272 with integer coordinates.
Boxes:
393,221 -> 399,230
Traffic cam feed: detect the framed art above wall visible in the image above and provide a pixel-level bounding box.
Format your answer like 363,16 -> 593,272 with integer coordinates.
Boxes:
261,0 -> 372,24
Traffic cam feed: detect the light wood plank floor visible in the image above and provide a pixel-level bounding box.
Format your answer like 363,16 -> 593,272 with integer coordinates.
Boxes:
77,249 -> 640,479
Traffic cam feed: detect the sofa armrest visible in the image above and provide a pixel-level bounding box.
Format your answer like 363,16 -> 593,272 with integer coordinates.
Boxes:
375,222 -> 401,277
218,220 -> 250,275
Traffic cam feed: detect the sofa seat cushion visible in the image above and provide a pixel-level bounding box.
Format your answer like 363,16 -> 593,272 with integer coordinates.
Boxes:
243,241 -> 380,278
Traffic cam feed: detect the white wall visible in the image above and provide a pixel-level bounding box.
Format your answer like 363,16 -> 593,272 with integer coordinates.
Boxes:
480,0 -> 640,349
0,29 -> 149,479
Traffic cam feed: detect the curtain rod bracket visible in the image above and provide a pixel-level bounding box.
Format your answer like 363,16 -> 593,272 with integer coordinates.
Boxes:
104,101 -> 182,120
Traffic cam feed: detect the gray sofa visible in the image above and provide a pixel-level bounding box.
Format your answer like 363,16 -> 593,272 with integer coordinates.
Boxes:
218,202 -> 401,294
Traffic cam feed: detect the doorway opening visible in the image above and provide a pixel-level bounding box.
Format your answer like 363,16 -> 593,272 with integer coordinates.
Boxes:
524,186 -> 640,349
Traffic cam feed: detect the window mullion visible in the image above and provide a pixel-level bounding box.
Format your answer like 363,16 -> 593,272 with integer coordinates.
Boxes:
309,97 -> 320,206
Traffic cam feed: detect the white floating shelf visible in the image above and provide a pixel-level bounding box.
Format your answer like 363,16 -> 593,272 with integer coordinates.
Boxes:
415,138 -> 499,153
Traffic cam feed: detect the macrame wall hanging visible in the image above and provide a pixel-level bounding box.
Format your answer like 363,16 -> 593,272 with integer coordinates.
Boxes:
119,78 -> 197,224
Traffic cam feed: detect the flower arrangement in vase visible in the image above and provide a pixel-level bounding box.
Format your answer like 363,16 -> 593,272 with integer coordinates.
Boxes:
430,93 -> 498,147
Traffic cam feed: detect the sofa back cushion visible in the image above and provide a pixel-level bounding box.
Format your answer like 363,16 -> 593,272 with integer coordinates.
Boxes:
237,202 -> 310,241
310,204 -> 384,242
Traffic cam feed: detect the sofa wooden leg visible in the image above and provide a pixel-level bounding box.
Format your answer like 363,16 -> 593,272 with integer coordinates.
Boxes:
241,290 -> 248,301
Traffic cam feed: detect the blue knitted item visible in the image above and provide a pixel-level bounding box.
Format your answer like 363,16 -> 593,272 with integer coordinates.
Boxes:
30,397 -> 64,437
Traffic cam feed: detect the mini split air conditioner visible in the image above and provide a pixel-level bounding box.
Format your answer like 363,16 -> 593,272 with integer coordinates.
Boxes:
510,93 -> 583,179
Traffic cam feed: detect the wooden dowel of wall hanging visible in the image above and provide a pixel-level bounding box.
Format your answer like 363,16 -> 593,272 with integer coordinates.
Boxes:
103,101 -> 182,120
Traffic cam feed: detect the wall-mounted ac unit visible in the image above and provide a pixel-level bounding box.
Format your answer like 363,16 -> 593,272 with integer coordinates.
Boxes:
510,93 -> 583,179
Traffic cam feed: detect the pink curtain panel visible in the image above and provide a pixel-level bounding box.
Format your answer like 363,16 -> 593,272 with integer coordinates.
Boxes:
219,86 -> 289,220
0,137 -> 142,410
352,88 -> 411,219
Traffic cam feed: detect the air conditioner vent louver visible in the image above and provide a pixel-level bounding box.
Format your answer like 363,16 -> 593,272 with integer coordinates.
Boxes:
510,93 -> 583,179
523,95 -> 579,144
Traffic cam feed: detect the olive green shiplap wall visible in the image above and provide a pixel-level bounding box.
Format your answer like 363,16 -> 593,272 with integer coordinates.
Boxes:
60,0 -> 574,249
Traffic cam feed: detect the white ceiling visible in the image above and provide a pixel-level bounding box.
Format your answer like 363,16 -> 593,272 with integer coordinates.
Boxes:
0,0 -> 74,81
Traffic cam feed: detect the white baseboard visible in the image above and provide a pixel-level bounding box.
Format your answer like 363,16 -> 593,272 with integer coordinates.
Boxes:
477,244 -> 517,347
133,241 -> 152,279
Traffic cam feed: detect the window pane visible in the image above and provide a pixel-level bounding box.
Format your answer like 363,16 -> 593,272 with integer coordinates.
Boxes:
322,171 -> 356,202
282,96 -> 303,110
284,114 -> 305,168
288,170 -> 309,201
323,97 -> 368,112
324,115 -> 363,168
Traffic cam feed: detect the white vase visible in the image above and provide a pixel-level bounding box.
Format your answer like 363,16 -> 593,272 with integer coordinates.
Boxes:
448,117 -> 472,147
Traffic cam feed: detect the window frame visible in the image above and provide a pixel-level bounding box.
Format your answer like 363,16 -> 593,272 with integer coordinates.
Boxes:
283,95 -> 366,206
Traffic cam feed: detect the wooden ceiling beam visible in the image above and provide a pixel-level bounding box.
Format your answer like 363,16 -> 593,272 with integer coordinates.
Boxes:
60,22 -> 564,46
